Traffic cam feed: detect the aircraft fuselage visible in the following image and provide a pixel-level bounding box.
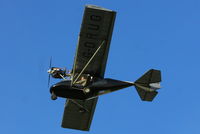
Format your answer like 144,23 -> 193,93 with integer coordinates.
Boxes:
50,78 -> 133,100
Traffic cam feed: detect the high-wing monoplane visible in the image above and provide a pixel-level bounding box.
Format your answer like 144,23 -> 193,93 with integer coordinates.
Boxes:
48,5 -> 162,131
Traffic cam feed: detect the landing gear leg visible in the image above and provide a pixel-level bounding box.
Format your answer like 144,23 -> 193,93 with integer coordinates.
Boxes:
51,92 -> 57,100
59,74 -> 67,80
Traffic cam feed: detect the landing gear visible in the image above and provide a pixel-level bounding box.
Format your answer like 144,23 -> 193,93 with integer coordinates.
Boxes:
84,88 -> 90,93
51,92 -> 57,100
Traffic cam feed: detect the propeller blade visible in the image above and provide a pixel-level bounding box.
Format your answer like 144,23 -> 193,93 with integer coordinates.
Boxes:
48,56 -> 52,87
48,74 -> 51,87
49,56 -> 52,69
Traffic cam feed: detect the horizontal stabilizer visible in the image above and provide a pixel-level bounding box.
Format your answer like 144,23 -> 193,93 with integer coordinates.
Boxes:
135,69 -> 161,84
134,69 -> 161,101
135,86 -> 158,101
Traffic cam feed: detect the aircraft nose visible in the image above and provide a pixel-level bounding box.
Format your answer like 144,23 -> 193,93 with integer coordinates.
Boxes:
50,85 -> 55,93
47,69 -> 52,74
51,84 -> 56,88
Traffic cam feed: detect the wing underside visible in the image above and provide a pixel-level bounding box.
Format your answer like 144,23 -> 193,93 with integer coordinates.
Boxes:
72,5 -> 116,80
62,98 -> 98,131
61,5 -> 116,131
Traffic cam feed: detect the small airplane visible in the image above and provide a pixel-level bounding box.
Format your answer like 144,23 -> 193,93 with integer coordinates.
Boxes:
48,5 -> 162,131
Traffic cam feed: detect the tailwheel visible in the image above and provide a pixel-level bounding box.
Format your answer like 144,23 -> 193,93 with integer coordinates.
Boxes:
51,92 -> 57,100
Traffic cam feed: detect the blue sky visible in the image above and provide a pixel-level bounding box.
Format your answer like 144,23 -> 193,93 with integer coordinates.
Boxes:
1,0 -> 200,134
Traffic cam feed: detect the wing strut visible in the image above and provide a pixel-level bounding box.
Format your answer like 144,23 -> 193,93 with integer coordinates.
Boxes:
72,40 -> 105,85
69,99 -> 89,112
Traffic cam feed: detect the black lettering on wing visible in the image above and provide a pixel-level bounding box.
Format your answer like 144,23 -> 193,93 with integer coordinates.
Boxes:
84,42 -> 95,48
88,24 -> 100,31
86,33 -> 98,39
90,15 -> 102,21
82,51 -> 93,58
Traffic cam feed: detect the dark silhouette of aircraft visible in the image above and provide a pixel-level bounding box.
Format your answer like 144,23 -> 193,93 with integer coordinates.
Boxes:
48,5 -> 162,131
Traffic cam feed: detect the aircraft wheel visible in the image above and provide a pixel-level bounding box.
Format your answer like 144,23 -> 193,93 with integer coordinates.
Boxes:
51,92 -> 57,100
84,88 -> 90,93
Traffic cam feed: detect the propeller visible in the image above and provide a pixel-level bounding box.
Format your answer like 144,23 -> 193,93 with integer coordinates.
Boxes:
47,57 -> 52,87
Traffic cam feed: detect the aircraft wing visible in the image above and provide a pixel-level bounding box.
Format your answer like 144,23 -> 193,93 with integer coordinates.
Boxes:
71,5 -> 116,81
61,5 -> 116,131
62,98 -> 98,131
